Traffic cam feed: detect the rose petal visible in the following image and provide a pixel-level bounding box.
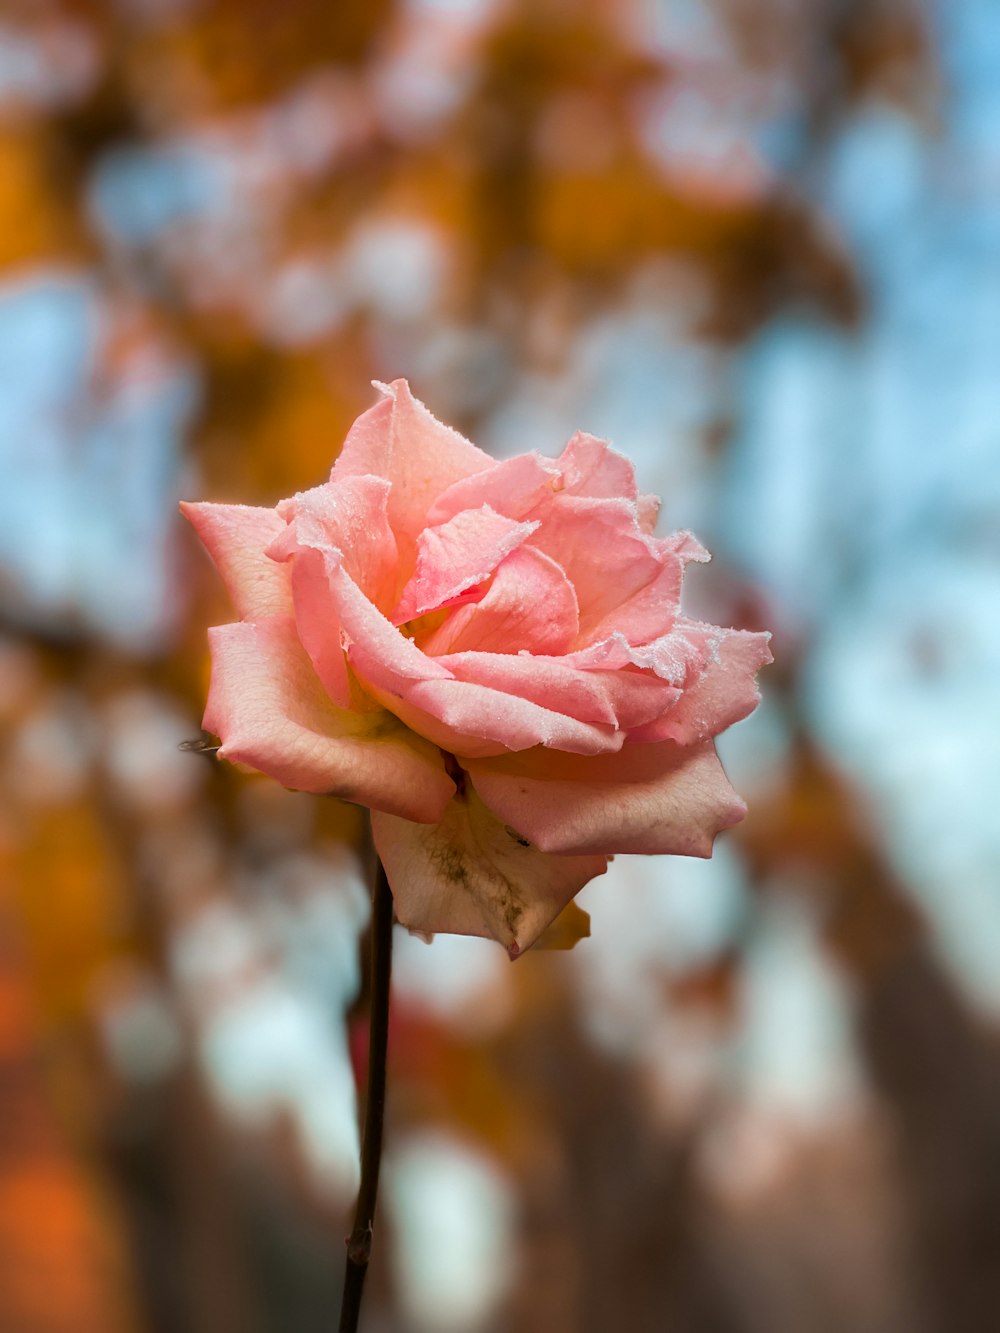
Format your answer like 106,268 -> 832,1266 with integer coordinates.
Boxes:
204,616 -> 455,821
427,453 -> 560,526
281,548 -> 354,708
627,623 -> 773,744
467,740 -> 746,856
181,502 -> 292,620
557,430 -> 639,500
318,551 -> 454,682
273,545 -> 620,751
371,785 -> 608,957
348,647 -> 625,757
435,652 -> 679,730
560,611 -> 729,683
577,530 -> 710,648
331,380 -> 490,562
555,432 -> 660,531
391,506 -> 540,625
636,494 -> 661,532
420,545 -> 579,657
527,496 -> 671,641
273,474 -> 398,610
265,480 -> 404,708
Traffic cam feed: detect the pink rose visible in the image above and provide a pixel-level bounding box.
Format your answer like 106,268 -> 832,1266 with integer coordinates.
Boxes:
182,380 -> 771,957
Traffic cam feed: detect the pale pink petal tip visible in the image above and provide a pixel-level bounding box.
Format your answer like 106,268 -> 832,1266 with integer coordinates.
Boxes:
181,501 -> 292,620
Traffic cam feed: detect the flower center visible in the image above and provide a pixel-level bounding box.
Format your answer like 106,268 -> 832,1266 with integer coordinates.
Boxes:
399,606 -> 451,644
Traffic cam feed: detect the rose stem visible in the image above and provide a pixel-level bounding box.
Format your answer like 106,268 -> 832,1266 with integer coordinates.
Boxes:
339,856 -> 394,1333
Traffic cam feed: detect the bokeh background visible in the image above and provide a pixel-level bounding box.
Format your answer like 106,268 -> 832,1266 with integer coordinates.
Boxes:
2,0 -> 1000,1329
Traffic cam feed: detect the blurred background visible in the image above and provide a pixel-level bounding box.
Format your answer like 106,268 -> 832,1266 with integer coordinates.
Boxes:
2,0 -> 1000,1329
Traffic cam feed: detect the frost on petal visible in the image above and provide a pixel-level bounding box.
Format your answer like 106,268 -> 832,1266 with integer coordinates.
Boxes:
626,622 -> 773,743
553,432 -> 661,532
274,475 -> 398,611
556,430 -> 639,500
181,502 -> 292,620
420,545 -> 579,657
576,530 -> 710,648
426,453 -> 561,527
371,784 -> 608,957
434,652 -> 678,730
331,380 -> 491,562
348,651 -> 625,757
528,496 -> 669,641
391,506 -> 540,625
467,740 -> 746,857
203,616 -> 454,822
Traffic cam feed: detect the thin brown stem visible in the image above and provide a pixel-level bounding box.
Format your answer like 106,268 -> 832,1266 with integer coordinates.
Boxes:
339,857 -> 393,1333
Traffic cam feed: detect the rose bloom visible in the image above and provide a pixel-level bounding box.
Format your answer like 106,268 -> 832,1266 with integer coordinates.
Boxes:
182,381 -> 771,957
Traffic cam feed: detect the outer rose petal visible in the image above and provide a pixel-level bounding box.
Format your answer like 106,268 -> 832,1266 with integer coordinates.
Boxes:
181,502 -> 292,620
419,545 -> 579,657
579,530 -> 709,649
466,740 -> 746,856
554,432 -> 660,530
557,431 -> 639,500
626,623 -> 774,743
371,786 -> 608,957
204,616 -> 455,822
331,380 -> 490,562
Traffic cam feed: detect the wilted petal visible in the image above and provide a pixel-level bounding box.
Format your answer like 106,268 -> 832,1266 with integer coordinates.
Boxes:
181,502 -> 292,620
532,901 -> 592,950
371,784 -> 608,957
467,740 -> 746,856
204,616 -> 454,821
